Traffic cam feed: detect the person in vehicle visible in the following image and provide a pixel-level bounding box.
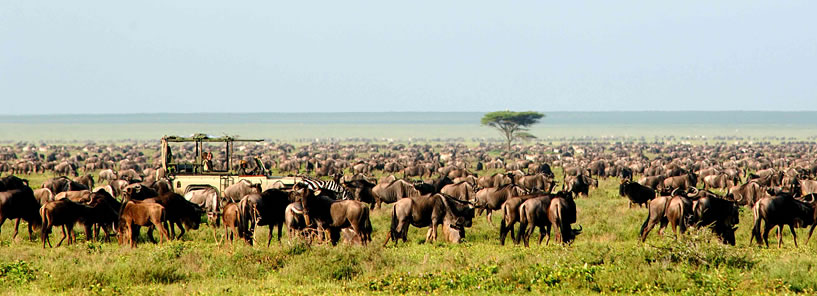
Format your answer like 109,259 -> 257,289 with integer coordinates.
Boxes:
202,152 -> 214,171
238,159 -> 250,175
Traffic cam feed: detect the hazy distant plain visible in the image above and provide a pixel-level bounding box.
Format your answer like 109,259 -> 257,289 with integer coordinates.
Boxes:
1,112 -> 815,142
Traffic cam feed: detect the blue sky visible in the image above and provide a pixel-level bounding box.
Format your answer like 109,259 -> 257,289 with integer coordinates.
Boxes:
1,1 -> 815,114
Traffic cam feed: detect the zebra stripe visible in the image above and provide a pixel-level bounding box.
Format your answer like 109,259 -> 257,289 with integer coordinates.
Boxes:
300,176 -> 352,200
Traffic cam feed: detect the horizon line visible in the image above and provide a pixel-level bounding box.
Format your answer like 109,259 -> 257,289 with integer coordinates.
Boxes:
3,110 -> 817,117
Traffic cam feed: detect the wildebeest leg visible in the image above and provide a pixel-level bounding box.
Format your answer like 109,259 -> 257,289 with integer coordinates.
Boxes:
538,227 -> 546,245
545,225 -> 551,245
146,226 -> 158,244
789,224 -> 798,248
28,223 -> 35,241
640,219 -> 658,242
131,225 -> 140,248
57,225 -> 68,247
658,219 -> 668,236
670,219 -> 679,239
42,223 -> 52,248
67,224 -> 75,246
12,218 -> 21,240
499,219 -> 508,245
399,220 -> 410,243
486,209 -> 492,224
175,221 -> 185,239
278,223 -> 284,242
762,224 -> 773,248
267,226 -> 274,247
777,225 -> 783,248
156,222 -> 170,245
805,224 -> 817,245
101,224 -> 115,242
523,221 -> 535,247
168,222 -> 177,239
509,222 -> 517,245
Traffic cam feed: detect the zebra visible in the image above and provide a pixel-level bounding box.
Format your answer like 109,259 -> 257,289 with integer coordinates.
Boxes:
299,175 -> 353,200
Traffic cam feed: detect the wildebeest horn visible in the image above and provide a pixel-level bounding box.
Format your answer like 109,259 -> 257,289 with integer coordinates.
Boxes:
686,187 -> 699,198
573,225 -> 583,234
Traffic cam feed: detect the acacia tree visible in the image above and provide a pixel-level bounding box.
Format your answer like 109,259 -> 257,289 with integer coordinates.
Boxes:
481,111 -> 545,151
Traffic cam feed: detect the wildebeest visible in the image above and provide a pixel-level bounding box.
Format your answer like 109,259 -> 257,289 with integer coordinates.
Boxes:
499,193 -> 544,245
33,188 -> 54,206
39,199 -> 84,247
516,174 -> 554,193
53,162 -> 78,177
80,190 -> 121,242
440,182 -> 475,203
118,200 -> 170,247
639,189 -> 695,242
638,175 -> 666,191
619,180 -> 656,208
750,193 -> 817,248
42,176 -> 88,195
296,184 -> 372,246
516,192 -> 551,246
224,179 -> 261,203
141,192 -> 203,240
342,179 -> 377,208
55,190 -> 94,203
237,189 -> 296,246
474,184 -> 527,223
413,176 -> 454,195
477,173 -> 513,189
372,179 -> 421,209
725,182 -> 764,207
703,173 -> 738,190
73,174 -> 95,190
98,169 -> 118,183
798,179 -> 817,196
383,193 -> 474,245
221,202 -> 251,245
661,172 -> 697,191
693,195 -> 740,245
564,174 -> 593,197
518,191 -> 580,246
122,183 -> 158,200
0,176 -> 41,241
185,187 -> 221,226
547,191 -> 581,245
284,202 -> 312,240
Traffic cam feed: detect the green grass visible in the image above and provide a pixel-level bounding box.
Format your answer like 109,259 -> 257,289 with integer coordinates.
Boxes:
2,172 -> 817,295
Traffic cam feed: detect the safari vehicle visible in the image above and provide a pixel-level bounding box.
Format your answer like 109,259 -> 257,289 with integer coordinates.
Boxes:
160,133 -> 300,197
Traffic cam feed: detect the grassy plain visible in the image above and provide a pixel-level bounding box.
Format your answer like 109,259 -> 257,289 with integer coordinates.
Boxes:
2,169 -> 817,295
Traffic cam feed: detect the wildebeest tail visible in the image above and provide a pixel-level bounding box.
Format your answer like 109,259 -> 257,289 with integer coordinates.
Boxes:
556,204 -> 571,244
501,202 -> 512,226
237,199 -> 249,240
639,208 -> 651,240
361,206 -> 372,242
750,203 -> 763,245
39,205 -> 49,240
383,204 -> 398,246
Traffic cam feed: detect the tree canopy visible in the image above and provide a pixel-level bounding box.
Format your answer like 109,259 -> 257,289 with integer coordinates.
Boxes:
481,111 -> 545,151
